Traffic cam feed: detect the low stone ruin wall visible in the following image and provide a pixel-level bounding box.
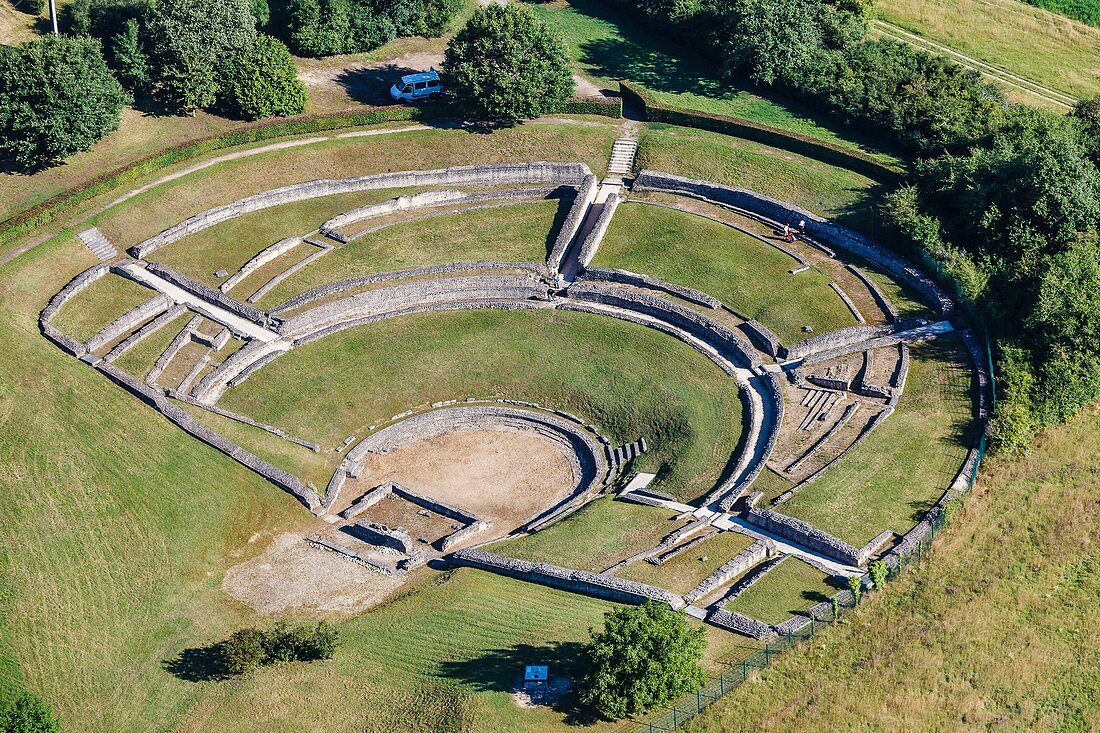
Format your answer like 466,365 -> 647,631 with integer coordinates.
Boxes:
787,321 -> 920,362
745,508 -> 863,566
847,264 -> 898,322
85,294 -> 172,352
220,236 -> 301,293
634,170 -> 954,314
705,609 -> 774,639
105,304 -> 189,363
739,320 -> 785,359
778,407 -> 893,502
94,361 -> 322,512
278,273 -> 549,341
38,263 -> 111,357
784,402 -> 860,475
148,316 -> 202,383
131,162 -> 592,258
717,555 -> 787,606
829,282 -> 865,324
578,193 -> 622,267
547,174 -> 598,271
451,548 -> 685,609
143,263 -> 268,326
270,260 -> 545,316
683,541 -> 769,604
581,267 -> 721,309
347,521 -> 417,554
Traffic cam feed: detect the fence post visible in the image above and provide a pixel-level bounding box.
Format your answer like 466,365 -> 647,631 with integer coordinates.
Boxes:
742,661 -> 748,680
720,673 -> 725,695
764,644 -> 770,665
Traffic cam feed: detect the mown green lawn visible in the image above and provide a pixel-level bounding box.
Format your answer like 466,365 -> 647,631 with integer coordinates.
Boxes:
616,531 -> 756,595
50,268 -> 158,342
221,308 -> 743,503
723,558 -> 842,625
595,202 -> 858,344
781,338 -> 977,546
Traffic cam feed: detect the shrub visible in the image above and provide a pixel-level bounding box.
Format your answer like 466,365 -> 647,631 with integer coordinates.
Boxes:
442,3 -> 573,124
847,575 -> 862,604
221,627 -> 268,675
581,601 -> 706,720
417,0 -> 462,35
0,35 -> 129,170
219,621 -> 340,676
831,596 -> 840,621
220,34 -> 307,120
868,560 -> 888,591
0,692 -> 59,733
250,0 -> 269,26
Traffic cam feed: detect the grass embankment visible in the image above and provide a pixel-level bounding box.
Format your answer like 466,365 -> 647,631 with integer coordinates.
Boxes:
687,404 -> 1100,732
50,269 -> 157,342
875,0 -> 1100,99
90,124 -> 614,252
635,125 -> 883,234
526,0 -> 895,162
221,308 -> 744,502
722,558 -> 841,626
255,200 -> 565,307
595,203 -> 858,343
782,339 -> 977,546
616,531 -> 757,595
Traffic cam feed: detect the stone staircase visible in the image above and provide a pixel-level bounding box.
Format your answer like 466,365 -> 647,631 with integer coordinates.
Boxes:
77,227 -> 119,261
607,139 -> 638,177
609,437 -> 648,468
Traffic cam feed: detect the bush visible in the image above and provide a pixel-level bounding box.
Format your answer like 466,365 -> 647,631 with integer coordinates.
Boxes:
868,560 -> 888,591
250,0 -> 269,26
0,35 -> 129,170
581,601 -> 706,720
443,3 -> 573,124
220,34 -> 307,120
0,692 -> 59,733
221,627 -> 269,675
219,621 -> 340,675
847,575 -> 862,604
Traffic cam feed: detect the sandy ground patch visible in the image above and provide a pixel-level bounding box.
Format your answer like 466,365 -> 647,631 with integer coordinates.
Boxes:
342,428 -> 578,530
297,50 -> 445,111
223,532 -> 405,615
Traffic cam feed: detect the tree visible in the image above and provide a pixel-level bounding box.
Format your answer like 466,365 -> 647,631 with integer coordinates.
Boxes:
220,34 -> 306,120
0,35 -> 128,169
157,54 -> 217,114
1072,96 -> 1100,164
110,18 -> 150,90
581,601 -> 706,720
221,627 -> 268,675
1,691 -> 59,733
847,575 -> 862,604
868,560 -> 888,591
443,3 -> 573,124
250,0 -> 269,26
707,0 -> 825,85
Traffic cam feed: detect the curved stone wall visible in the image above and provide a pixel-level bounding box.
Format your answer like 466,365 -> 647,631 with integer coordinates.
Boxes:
546,174 -> 598,272
39,263 -> 111,356
581,266 -> 722,309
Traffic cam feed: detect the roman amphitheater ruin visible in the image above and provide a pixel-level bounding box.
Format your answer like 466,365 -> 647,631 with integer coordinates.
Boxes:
41,143 -> 991,640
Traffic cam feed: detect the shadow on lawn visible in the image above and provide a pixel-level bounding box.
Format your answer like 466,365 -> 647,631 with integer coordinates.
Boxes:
438,641 -> 601,725
163,642 -> 229,682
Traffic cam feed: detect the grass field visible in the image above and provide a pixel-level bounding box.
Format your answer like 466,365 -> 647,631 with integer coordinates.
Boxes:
492,497 -> 683,572
526,0 -> 897,161
722,558 -> 841,626
221,308 -> 744,502
635,126 -> 883,234
255,200 -> 565,307
595,203 -> 858,343
686,404 -> 1100,732
781,339 -> 977,546
616,532 -> 756,595
875,0 -> 1100,99
50,270 -> 157,342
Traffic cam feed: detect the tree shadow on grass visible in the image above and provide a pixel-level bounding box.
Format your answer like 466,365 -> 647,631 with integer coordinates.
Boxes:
162,642 -> 229,682
335,64 -> 421,106
437,641 -> 601,725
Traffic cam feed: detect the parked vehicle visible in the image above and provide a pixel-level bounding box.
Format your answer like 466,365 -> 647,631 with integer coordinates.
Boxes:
390,70 -> 443,102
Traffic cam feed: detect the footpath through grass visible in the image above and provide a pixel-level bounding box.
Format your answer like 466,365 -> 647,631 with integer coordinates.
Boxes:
686,404 -> 1100,732
595,202 -> 858,344
221,308 -> 744,503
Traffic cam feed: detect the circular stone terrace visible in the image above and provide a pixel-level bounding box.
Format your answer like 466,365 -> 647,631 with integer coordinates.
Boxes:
41,142 -> 991,638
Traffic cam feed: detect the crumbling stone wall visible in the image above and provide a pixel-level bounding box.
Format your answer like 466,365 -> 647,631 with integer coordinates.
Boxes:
105,304 -> 189,363
705,609 -> 774,639
745,508 -> 863,566
85,294 -> 172,352
578,193 -> 622,267
451,548 -> 685,608
144,263 -> 268,326
220,236 -> 301,293
739,320 -> 785,359
581,267 -> 721,309
547,174 -> 598,271
846,264 -> 899,322
38,263 -> 111,356
684,541 -> 769,604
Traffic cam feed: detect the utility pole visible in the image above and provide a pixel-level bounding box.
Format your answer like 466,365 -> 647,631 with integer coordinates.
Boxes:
48,0 -> 58,34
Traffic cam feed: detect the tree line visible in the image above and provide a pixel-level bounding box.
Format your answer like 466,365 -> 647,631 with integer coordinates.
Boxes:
607,0 -> 1100,452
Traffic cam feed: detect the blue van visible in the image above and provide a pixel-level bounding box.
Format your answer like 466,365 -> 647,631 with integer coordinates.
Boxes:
390,70 -> 443,102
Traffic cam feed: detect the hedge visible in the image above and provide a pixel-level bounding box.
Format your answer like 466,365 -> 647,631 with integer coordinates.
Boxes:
558,95 -> 622,119
0,105 -> 423,255
620,81 -> 904,184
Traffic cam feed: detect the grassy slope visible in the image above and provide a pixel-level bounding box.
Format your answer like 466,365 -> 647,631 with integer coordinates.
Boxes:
527,0 -> 897,161
875,0 -> 1100,98
595,203 -> 858,343
617,532 -> 756,595
723,558 -> 841,625
782,339 -> 976,546
50,270 -> 158,342
220,308 -> 744,503
636,126 -> 882,232
256,200 -> 565,307
687,405 -> 1100,732
92,124 -> 615,251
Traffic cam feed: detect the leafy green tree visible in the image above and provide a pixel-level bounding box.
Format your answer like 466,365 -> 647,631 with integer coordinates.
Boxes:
868,560 -> 888,591
288,0 -> 352,55
707,0 -> 825,85
221,627 -> 268,675
412,0 -> 461,36
847,575 -> 862,604
157,54 -> 217,113
1,691 -> 59,733
581,601 -> 706,720
0,35 -> 128,170
110,18 -> 150,90
443,3 -> 573,124
220,34 -> 306,119
250,0 -> 269,26
1072,95 -> 1100,164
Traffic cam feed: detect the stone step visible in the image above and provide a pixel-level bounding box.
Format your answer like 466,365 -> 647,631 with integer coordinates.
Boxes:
77,227 -> 119,262
607,138 -> 638,177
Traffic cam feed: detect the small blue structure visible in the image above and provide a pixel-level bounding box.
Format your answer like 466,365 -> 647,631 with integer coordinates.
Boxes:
524,665 -> 549,690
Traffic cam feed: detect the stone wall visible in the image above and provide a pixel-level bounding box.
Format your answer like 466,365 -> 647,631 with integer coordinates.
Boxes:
847,264 -> 898,322
783,402 -> 860,475
683,541 -> 769,604
739,319 -> 785,359
39,263 -> 111,357
451,548 -> 685,608
547,174 -> 597,271
705,609 -> 774,639
745,508 -> 863,566
578,193 -> 622,267
581,267 -> 721,309
787,321 -> 920,361
85,294 -> 172,352
220,236 -> 301,293
131,162 -> 592,258
148,316 -> 202,384
634,170 -> 954,314
105,304 -> 189,363
94,361 -> 322,512
144,263 -> 268,326
829,282 -> 865,324
781,407 -> 893,498
716,555 -> 787,606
